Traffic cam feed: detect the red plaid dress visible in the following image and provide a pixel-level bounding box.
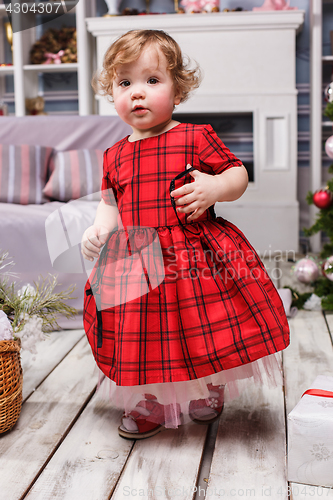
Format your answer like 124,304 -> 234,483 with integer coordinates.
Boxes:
83,123 -> 289,425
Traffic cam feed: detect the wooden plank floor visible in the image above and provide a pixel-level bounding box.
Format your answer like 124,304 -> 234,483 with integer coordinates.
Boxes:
1,258 -> 333,500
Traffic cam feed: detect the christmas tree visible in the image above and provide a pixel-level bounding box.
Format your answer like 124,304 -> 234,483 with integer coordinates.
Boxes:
304,100 -> 333,258
295,93 -> 333,310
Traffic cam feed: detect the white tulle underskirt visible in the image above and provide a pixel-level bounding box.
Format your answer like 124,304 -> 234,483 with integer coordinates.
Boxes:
95,352 -> 283,429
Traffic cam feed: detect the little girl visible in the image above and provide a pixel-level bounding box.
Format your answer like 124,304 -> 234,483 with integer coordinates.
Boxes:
81,29 -> 289,439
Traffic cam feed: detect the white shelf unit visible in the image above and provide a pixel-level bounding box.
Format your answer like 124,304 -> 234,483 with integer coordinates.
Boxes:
0,0 -> 94,115
23,63 -> 78,72
0,65 -> 14,74
310,0 -> 333,252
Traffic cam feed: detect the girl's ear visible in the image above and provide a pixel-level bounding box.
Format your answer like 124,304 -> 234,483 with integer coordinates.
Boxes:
174,93 -> 181,106
173,81 -> 182,105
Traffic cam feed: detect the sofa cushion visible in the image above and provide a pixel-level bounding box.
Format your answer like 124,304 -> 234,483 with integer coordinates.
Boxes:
0,200 -> 96,313
43,149 -> 103,201
0,144 -> 53,204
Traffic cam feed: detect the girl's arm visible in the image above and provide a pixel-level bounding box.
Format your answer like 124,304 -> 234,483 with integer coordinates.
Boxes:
170,164 -> 249,222
213,164 -> 249,202
81,198 -> 118,261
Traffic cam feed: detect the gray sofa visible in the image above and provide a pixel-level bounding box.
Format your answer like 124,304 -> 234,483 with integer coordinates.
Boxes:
0,115 -> 131,328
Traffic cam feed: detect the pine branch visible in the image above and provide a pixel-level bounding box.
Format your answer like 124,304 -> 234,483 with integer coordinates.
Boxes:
306,191 -> 314,205
0,250 -> 18,280
324,102 -> 333,122
303,217 -> 326,237
321,294 -> 333,311
285,279 -> 333,311
303,186 -> 333,255
322,243 -> 333,259
0,274 -> 77,333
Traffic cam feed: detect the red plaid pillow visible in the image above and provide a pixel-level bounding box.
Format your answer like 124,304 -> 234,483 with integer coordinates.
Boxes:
0,144 -> 53,204
43,149 -> 103,201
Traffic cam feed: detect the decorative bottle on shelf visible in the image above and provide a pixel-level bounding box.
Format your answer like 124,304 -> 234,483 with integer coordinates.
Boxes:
103,0 -> 121,15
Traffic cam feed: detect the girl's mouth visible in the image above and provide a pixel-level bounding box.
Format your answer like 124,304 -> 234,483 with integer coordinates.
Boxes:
132,106 -> 148,115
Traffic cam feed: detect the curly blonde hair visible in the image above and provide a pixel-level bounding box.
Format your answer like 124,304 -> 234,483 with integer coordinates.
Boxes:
93,29 -> 201,103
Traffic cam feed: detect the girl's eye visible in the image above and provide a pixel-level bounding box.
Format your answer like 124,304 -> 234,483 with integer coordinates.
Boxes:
148,78 -> 158,85
120,81 -> 130,87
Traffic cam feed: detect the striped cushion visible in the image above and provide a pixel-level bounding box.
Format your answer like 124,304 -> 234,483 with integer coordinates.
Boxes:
43,149 -> 103,201
0,144 -> 53,204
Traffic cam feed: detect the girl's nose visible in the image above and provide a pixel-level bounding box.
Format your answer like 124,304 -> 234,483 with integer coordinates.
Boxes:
131,86 -> 145,100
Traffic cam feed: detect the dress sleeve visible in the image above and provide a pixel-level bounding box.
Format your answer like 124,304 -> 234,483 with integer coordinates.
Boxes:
198,125 -> 243,175
101,150 -> 117,206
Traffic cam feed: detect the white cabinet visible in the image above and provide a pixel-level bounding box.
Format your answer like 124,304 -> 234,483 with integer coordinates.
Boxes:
309,0 -> 333,252
0,0 -> 94,116
87,11 -> 305,253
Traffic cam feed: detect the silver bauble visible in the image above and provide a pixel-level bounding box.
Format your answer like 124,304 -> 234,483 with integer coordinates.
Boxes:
324,82 -> 333,103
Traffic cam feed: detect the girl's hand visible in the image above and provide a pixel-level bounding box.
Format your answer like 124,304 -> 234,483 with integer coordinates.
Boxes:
170,165 -> 219,222
170,163 -> 248,221
81,225 -> 110,261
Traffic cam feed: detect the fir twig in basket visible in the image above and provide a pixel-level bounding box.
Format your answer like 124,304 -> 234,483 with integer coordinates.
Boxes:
0,252 -> 77,353
0,251 -> 17,279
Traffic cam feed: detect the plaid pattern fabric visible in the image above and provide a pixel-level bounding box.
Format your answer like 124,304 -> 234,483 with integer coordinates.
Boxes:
84,123 -> 289,386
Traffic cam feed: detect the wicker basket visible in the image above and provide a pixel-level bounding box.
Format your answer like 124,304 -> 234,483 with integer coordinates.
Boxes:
0,339 -> 23,434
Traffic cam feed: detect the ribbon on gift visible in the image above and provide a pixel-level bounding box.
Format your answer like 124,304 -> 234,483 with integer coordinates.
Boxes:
43,50 -> 64,65
302,389 -> 333,398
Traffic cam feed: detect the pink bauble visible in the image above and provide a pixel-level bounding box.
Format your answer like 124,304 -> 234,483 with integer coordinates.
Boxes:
294,258 -> 319,284
325,135 -> 333,159
323,256 -> 333,282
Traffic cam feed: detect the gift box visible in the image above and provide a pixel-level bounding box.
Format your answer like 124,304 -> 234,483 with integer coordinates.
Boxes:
287,375 -> 333,487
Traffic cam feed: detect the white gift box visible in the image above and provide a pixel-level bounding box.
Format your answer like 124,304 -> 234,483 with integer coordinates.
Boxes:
287,375 -> 333,488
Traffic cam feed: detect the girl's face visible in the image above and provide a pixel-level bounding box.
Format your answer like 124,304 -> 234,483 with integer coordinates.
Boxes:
112,45 -> 181,141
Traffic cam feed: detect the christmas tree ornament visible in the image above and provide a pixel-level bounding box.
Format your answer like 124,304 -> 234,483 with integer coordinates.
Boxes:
293,258 -> 319,284
312,189 -> 333,209
323,256 -> 333,282
325,135 -> 333,159
324,82 -> 333,103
